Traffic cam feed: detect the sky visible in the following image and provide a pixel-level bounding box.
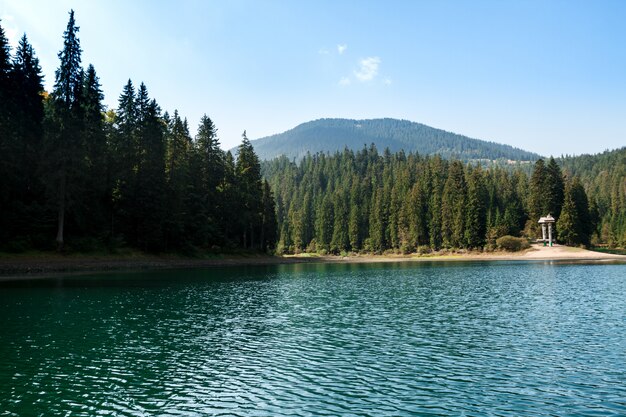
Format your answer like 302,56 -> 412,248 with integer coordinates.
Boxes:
1,0 -> 625,156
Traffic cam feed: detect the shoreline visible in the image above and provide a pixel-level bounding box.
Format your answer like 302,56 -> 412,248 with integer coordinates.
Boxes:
0,244 -> 624,279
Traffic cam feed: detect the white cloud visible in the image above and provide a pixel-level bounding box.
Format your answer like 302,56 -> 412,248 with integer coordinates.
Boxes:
383,77 -> 392,85
318,48 -> 329,55
337,44 -> 347,55
339,77 -> 351,86
354,56 -> 380,82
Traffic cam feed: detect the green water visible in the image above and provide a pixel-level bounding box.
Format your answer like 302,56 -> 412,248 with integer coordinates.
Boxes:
1,261 -> 625,416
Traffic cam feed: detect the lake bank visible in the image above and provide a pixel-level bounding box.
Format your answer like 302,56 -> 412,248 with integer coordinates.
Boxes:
1,244 -> 624,278
314,243 -> 626,263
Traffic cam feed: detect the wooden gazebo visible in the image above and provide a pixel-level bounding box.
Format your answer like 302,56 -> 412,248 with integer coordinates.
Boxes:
538,214 -> 555,246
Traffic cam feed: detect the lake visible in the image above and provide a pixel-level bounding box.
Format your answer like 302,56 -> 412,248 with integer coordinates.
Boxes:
1,261 -> 625,416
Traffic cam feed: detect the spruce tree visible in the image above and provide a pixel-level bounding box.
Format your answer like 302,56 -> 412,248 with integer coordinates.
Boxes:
80,64 -> 108,238
464,167 -> 488,248
441,160 -> 466,248
236,131 -> 263,248
135,90 -> 166,251
43,10 -> 85,250
569,177 -> 591,246
1,34 -> 46,247
261,180 -> 277,252
545,157 -> 565,220
557,182 -> 579,246
529,158 -> 547,228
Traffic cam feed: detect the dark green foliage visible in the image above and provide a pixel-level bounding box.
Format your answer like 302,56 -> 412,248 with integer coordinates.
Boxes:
265,147 -> 528,254
0,11 -> 276,254
465,167 -> 488,248
558,148 -> 626,247
1,33 -> 47,248
545,157 -> 565,219
44,9 -> 86,250
246,118 -> 541,162
236,131 -> 264,249
557,177 -> 592,247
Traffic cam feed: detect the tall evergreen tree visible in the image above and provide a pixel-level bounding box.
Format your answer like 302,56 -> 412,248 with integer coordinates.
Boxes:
43,10 -> 85,250
569,177 -> 592,246
528,158 -> 547,229
135,87 -> 167,251
464,167 -> 488,248
111,79 -> 138,243
236,131 -> 263,248
195,115 -> 224,245
545,157 -> 565,219
79,64 -> 108,237
441,160 -> 466,248
557,181 -> 579,246
261,180 -> 278,252
2,34 -> 46,247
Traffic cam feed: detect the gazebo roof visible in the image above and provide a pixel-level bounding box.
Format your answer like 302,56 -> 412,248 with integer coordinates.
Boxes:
538,214 -> 555,223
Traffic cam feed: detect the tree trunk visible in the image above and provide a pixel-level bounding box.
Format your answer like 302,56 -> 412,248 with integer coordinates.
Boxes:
56,171 -> 66,252
260,218 -> 266,252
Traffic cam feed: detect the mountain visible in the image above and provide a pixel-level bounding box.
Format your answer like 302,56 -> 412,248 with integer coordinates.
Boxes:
245,118 -> 541,162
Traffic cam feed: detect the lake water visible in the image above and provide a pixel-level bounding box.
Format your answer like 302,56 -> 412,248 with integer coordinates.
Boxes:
1,261 -> 625,416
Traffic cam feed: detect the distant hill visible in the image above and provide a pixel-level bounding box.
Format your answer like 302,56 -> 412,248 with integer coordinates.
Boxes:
244,118 -> 541,162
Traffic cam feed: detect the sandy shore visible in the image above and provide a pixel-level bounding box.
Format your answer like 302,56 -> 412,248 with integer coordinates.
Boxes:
312,244 -> 626,264
0,244 -> 624,279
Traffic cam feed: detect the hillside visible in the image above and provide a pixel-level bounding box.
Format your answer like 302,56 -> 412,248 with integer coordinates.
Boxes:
247,118 -> 541,162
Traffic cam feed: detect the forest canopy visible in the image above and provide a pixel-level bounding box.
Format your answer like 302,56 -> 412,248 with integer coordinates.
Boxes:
1,12 -> 624,255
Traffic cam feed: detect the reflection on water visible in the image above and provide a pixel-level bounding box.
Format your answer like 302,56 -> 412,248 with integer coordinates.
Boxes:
1,261 -> 625,416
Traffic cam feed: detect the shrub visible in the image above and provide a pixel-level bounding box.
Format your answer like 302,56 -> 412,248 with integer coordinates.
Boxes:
417,245 -> 431,255
496,235 -> 530,252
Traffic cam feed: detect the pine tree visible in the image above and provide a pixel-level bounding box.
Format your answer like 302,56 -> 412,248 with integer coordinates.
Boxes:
428,156 -> 445,250
557,181 -> 579,246
528,158 -> 547,230
195,115 -> 224,245
545,157 -> 565,219
236,131 -> 263,248
135,86 -> 167,251
1,34 -> 46,247
261,180 -> 277,252
569,176 -> 592,246
111,79 -> 138,243
441,161 -> 466,248
78,64 -> 108,238
330,190 -> 349,253
464,167 -> 488,248
43,10 -> 85,250
164,111 -> 192,249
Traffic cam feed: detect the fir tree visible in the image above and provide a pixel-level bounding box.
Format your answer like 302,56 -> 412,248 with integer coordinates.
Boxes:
557,182 -> 579,246
236,131 -> 263,248
545,157 -> 565,220
43,10 -> 85,250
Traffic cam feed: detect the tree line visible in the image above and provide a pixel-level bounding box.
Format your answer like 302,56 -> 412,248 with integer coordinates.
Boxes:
0,12 -> 276,253
263,146 -> 620,254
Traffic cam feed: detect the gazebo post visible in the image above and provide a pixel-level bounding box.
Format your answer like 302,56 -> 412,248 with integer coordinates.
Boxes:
548,222 -> 553,247
538,214 -> 555,248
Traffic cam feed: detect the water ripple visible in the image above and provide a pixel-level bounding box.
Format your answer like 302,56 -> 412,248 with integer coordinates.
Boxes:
1,262 -> 625,416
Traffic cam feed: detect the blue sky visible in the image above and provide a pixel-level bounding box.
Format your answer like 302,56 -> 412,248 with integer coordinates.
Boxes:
1,0 -> 625,156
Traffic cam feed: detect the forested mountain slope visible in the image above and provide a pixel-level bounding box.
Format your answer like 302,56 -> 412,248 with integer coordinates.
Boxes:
249,118 -> 541,162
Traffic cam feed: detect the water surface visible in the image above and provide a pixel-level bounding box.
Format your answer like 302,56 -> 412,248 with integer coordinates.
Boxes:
1,261 -> 625,416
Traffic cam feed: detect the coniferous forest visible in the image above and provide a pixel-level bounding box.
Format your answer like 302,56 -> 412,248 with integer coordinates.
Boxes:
1,12 -> 625,255
264,149 -> 625,254
0,12 -> 276,253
